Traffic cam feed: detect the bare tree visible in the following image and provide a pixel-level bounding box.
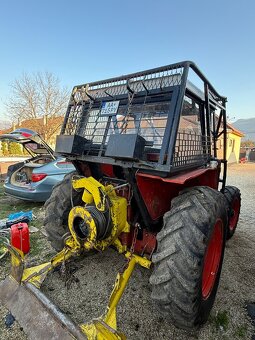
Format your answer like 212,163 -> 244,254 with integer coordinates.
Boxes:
5,72 -> 69,141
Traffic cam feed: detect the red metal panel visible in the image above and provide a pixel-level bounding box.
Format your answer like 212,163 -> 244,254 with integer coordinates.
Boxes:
119,230 -> 157,256
137,168 -> 218,185
136,174 -> 180,220
100,164 -> 115,178
136,167 -> 220,220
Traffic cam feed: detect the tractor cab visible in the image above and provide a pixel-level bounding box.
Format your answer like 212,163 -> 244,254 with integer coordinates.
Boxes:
56,61 -> 227,182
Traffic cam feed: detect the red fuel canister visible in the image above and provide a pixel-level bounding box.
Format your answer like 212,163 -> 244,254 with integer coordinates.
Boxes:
10,223 -> 30,254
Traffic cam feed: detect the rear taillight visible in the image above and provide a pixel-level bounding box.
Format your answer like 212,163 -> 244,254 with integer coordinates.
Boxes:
56,161 -> 72,165
31,173 -> 47,182
56,161 -> 72,168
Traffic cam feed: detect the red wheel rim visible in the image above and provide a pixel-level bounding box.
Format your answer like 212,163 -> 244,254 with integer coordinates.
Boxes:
229,197 -> 240,231
202,220 -> 223,300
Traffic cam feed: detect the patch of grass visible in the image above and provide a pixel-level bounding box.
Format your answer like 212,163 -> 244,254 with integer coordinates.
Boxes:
28,228 -> 54,262
210,310 -> 229,331
234,324 -> 248,338
0,183 -> 47,264
29,233 -> 45,256
0,185 -> 4,198
0,183 -> 43,220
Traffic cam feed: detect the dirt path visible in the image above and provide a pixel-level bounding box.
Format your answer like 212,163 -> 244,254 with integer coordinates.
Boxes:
0,163 -> 254,339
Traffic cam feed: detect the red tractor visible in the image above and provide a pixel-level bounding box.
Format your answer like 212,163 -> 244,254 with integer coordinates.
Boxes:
0,61 -> 241,339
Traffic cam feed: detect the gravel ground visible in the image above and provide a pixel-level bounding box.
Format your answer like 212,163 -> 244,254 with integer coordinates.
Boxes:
0,163 -> 255,339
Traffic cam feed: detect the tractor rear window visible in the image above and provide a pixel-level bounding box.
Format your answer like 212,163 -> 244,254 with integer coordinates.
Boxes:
82,96 -> 171,149
115,101 -> 170,148
173,96 -> 205,167
179,96 -> 201,134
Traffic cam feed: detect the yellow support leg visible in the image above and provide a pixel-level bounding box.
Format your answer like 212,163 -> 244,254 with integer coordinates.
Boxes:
6,236 -> 81,288
81,253 -> 151,339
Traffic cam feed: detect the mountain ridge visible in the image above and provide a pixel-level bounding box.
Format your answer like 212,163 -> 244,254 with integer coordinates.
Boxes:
232,118 -> 255,140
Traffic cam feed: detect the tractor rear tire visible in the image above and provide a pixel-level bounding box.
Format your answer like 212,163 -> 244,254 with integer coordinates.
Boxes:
150,186 -> 228,330
44,172 -> 82,251
223,186 -> 241,240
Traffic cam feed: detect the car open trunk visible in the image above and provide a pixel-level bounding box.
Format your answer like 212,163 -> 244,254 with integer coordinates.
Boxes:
9,156 -> 53,187
0,128 -> 55,186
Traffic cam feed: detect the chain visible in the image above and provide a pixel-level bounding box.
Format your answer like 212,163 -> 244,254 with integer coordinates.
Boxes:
130,223 -> 139,255
121,90 -> 135,133
119,223 -> 139,274
59,251 -> 80,289
88,98 -> 99,142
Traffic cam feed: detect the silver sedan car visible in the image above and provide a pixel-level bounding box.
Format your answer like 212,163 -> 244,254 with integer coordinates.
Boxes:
0,128 -> 75,202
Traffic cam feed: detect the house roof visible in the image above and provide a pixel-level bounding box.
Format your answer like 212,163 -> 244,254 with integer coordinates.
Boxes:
0,116 -> 64,137
226,122 -> 245,137
0,127 -> 12,135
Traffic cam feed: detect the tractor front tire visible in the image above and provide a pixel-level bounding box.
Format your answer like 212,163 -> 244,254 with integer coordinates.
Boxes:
44,172 -> 82,251
223,186 -> 241,240
150,186 -> 228,330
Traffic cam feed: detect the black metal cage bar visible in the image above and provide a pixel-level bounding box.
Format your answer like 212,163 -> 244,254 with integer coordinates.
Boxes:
60,61 -> 227,176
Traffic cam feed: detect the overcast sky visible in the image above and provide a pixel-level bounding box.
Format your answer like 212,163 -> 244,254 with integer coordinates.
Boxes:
0,0 -> 254,126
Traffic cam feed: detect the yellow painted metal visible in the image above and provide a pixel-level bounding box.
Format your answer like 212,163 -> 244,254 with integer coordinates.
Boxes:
95,191 -> 130,251
22,262 -> 52,288
68,205 -> 98,250
6,234 -> 151,339
82,189 -> 94,205
72,177 -> 106,211
124,251 -> 151,269
81,254 -> 151,339
3,176 -> 152,339
112,238 -> 127,254
104,254 -> 151,327
81,320 -> 125,340
7,236 -> 82,288
5,244 -> 25,282
69,176 -> 130,252
9,246 -> 24,267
